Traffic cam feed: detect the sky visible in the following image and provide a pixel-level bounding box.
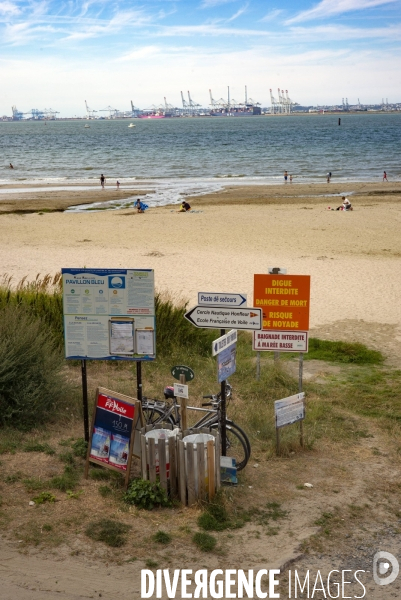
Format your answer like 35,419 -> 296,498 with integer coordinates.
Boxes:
1,0 -> 400,117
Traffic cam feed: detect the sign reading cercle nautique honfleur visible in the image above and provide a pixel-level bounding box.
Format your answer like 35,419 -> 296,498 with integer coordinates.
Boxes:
62,268 -> 155,361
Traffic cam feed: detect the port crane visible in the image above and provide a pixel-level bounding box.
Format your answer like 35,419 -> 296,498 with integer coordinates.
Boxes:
85,100 -> 97,119
99,106 -> 118,118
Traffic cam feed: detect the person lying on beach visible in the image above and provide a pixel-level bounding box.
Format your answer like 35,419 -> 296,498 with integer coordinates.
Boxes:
178,201 -> 191,212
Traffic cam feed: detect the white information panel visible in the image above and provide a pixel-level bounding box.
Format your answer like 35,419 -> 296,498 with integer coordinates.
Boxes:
62,268 -> 156,361
253,331 -> 308,352
275,393 -> 305,429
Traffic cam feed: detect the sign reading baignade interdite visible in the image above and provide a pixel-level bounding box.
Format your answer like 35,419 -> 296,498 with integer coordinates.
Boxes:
62,268 -> 155,361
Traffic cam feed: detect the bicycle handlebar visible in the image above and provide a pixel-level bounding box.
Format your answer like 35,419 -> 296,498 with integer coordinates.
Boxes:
202,402 -> 213,407
202,395 -> 213,399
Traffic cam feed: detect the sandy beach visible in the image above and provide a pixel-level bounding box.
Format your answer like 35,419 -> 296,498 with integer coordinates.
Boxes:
1,181 -> 400,360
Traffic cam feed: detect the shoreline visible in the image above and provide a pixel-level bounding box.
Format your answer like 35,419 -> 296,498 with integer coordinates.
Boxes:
0,181 -> 400,213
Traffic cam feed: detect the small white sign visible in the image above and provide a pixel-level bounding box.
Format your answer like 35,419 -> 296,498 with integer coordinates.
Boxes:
174,383 -> 189,399
275,393 -> 305,429
253,331 -> 308,352
198,292 -> 247,307
212,329 -> 238,356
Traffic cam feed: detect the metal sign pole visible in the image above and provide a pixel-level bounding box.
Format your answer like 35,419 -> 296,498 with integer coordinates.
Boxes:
136,361 -> 143,402
81,360 -> 89,442
256,351 -> 261,380
180,373 -> 188,431
220,328 -> 227,456
299,353 -> 304,447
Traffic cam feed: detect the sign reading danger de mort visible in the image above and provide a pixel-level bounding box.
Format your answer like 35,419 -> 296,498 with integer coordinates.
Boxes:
253,274 -> 310,331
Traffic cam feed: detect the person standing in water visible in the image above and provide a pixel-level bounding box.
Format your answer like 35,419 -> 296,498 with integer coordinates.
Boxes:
284,170 -> 288,182
100,174 -> 106,189
383,171 -> 388,182
9,163 -> 14,169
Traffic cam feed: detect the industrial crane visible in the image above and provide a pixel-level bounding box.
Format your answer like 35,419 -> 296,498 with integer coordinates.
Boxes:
85,100 -> 97,119
99,106 -> 118,118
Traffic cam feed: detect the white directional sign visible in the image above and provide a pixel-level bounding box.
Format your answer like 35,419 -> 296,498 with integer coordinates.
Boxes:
198,292 -> 247,307
212,329 -> 238,356
253,331 -> 308,353
184,306 -> 262,330
275,393 -> 305,429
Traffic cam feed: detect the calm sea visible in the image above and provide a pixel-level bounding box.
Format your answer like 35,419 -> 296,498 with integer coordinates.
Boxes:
1,113 -> 400,208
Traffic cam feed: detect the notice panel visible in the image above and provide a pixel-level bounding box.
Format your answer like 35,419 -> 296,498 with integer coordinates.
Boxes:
253,331 -> 308,352
275,393 -> 305,429
62,268 -> 156,361
254,274 -> 310,331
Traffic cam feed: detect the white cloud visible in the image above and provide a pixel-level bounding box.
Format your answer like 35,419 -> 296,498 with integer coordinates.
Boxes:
260,9 -> 284,22
227,4 -> 248,22
287,0 -> 399,24
0,1 -> 21,16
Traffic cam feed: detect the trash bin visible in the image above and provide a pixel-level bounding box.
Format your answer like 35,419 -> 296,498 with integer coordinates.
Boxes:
145,429 -> 176,477
182,433 -> 215,494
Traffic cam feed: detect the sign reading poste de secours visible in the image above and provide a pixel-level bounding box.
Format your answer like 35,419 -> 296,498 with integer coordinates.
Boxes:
253,274 -> 310,331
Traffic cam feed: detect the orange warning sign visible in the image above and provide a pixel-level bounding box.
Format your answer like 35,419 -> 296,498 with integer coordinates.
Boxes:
253,274 -> 310,331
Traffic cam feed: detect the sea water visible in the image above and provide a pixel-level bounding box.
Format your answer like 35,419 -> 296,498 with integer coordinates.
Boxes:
1,113 -> 400,209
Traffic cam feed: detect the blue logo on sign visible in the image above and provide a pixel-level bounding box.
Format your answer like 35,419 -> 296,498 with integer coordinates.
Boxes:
108,276 -> 126,289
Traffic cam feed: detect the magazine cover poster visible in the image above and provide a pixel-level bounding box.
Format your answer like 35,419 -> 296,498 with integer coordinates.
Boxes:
90,426 -> 111,463
109,433 -> 130,470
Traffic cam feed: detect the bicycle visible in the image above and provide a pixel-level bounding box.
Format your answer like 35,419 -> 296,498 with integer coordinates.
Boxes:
141,383 -> 251,471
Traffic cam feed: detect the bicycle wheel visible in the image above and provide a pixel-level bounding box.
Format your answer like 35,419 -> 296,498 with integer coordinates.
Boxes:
210,422 -> 249,471
226,419 -> 251,459
141,403 -> 175,426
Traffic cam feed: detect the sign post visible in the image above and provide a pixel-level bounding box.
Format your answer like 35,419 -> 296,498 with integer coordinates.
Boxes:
274,392 -> 305,456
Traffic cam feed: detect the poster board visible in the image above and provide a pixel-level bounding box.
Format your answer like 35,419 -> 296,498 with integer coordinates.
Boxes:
62,268 -> 156,361
84,387 -> 143,486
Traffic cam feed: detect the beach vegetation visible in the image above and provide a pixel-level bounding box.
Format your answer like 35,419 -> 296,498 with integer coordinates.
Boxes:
0,304 -> 73,430
85,518 -> 131,547
306,338 -> 383,364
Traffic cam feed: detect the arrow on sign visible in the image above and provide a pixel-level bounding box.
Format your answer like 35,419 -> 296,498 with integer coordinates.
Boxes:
184,306 -> 262,331
198,292 -> 247,307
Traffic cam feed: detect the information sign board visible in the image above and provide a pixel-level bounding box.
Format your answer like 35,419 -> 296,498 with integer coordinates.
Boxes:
173,383 -> 189,399
212,329 -> 237,357
184,306 -> 262,331
253,331 -> 308,352
254,274 -> 310,331
85,387 -> 142,485
275,393 -> 305,429
62,268 -> 155,361
217,343 -> 237,383
198,292 -> 247,307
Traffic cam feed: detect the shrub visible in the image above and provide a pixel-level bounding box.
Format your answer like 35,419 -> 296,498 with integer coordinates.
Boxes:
0,305 -> 71,429
307,338 -> 383,364
192,532 -> 217,552
123,479 -> 170,510
153,530 -> 172,545
85,519 -> 130,547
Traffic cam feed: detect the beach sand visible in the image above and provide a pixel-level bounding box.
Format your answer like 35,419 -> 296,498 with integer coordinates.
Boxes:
1,181 -> 400,361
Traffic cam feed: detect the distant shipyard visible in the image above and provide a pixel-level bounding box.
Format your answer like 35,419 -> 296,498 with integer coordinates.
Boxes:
3,86 -> 401,121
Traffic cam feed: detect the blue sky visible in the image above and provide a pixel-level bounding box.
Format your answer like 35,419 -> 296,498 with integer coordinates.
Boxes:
1,0 -> 400,116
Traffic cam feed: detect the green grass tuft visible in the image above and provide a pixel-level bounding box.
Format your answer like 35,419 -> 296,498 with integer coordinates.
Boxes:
192,532 -> 217,552
306,338 -> 383,364
85,519 -> 130,547
153,530 -> 172,545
